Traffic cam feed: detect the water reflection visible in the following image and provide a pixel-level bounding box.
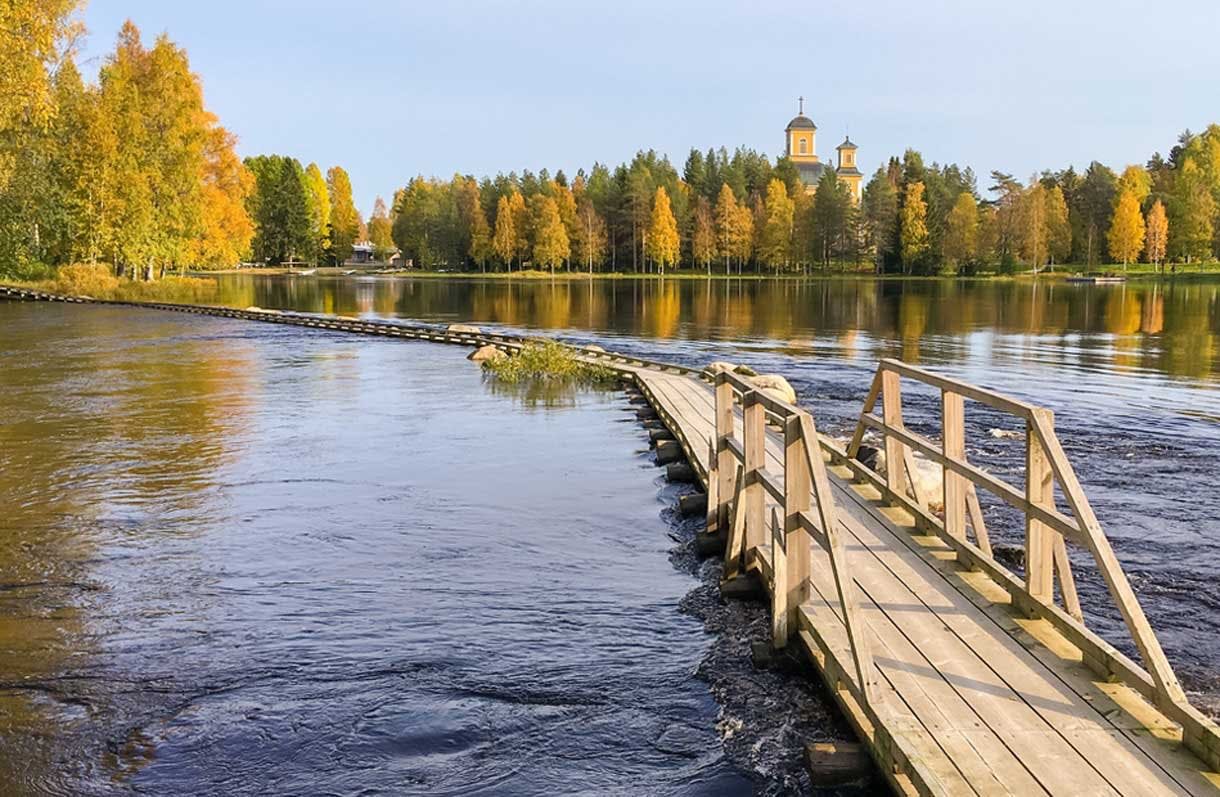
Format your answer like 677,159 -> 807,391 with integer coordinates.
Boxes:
0,302 -> 751,795
216,275 -> 1220,383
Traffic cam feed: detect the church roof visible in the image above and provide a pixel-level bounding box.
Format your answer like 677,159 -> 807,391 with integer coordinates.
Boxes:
786,114 -> 817,131
837,137 -> 858,150
796,161 -> 829,185
835,165 -> 862,177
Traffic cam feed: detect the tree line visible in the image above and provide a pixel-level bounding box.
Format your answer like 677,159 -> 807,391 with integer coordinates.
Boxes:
358,128 -> 1220,275
5,4 -> 1218,279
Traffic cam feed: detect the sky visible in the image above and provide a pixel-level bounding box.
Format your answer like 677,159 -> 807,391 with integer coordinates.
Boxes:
78,0 -> 1220,217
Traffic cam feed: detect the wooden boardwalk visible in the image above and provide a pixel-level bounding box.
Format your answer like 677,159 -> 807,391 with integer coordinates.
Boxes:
4,284 -> 1220,795
635,366 -> 1220,796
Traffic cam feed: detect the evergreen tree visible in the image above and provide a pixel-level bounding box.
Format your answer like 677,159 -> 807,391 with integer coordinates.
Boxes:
862,166 -> 898,273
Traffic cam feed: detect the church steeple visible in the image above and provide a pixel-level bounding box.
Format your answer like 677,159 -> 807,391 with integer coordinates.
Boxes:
785,97 -> 817,164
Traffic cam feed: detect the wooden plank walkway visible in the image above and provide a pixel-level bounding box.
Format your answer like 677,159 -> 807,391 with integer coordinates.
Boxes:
5,283 -> 1220,795
634,367 -> 1220,796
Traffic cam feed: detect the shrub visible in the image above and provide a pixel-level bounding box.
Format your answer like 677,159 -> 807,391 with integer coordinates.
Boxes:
481,341 -> 618,385
54,263 -> 120,297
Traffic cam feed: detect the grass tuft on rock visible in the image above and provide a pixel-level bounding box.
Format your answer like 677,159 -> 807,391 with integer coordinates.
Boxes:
481,341 -> 618,385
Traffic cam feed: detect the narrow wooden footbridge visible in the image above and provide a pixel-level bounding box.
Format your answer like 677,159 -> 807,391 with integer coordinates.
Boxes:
4,284 -> 1220,795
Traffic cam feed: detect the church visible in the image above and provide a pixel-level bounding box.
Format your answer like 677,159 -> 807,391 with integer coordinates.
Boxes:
784,97 -> 862,203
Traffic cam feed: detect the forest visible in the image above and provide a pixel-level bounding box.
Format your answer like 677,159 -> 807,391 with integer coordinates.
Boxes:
4,4 -> 1219,280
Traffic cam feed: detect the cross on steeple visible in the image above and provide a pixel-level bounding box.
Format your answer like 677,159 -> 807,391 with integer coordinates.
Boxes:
798,96 -> 805,115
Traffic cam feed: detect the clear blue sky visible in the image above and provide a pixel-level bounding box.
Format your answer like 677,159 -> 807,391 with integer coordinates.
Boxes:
78,0 -> 1220,218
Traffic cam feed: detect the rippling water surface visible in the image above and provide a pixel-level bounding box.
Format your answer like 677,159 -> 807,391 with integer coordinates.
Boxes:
4,274 -> 1220,794
0,303 -> 768,795
213,274 -> 1220,712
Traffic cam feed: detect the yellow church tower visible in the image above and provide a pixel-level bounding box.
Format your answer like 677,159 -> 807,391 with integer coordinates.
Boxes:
785,96 -> 818,165
836,137 -> 862,204
784,97 -> 862,203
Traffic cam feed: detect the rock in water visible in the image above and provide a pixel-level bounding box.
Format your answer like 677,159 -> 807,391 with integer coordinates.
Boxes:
584,344 -> 606,353
703,361 -> 738,377
750,374 -> 797,405
854,444 -> 945,512
468,344 -> 506,362
448,323 -> 482,335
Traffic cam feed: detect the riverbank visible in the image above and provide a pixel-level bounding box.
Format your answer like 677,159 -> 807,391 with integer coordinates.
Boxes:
189,262 -> 1220,282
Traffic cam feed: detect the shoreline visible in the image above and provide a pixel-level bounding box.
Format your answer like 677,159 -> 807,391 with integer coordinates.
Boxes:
188,266 -> 1220,283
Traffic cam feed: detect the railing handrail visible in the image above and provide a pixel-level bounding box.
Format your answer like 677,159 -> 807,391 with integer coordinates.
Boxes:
710,370 -> 878,711
844,358 -> 1191,718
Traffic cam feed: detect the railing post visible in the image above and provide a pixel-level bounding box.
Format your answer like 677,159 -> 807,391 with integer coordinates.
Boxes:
776,414 -> 812,649
714,376 -> 735,539
880,369 -> 905,500
743,391 -> 766,554
1025,409 -> 1055,606
942,390 -> 967,542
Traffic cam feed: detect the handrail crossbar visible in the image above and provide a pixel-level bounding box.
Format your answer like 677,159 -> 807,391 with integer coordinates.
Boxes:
837,358 -> 1218,758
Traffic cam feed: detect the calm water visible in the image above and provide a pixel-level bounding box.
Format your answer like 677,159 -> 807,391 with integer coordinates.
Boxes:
0,303 -> 774,795
214,274 -> 1220,709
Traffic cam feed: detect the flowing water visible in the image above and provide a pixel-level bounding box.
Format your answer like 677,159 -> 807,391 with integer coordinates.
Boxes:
212,274 -> 1220,705
2,275 -> 1219,794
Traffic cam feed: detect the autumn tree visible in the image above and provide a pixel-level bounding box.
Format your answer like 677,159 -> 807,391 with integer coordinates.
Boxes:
326,166 -> 359,265
492,192 -> 520,269
1107,189 -> 1145,268
714,183 -> 739,272
367,196 -> 394,261
1020,183 -> 1049,270
690,197 -> 716,274
646,186 -> 680,273
1046,186 -> 1071,266
573,194 -> 607,273
1169,158 -> 1215,262
757,179 -> 795,269
303,163 -> 330,264
1145,199 -> 1168,270
532,195 -> 569,273
0,0 -> 81,195
942,192 -> 978,272
191,124 -> 253,267
899,181 -> 929,271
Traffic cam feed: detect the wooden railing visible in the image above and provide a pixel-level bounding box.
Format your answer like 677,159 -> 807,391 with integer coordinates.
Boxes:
826,358 -> 1218,765
707,370 -> 878,711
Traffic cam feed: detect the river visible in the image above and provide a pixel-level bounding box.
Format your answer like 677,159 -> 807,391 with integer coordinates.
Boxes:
211,273 -> 1220,708
1,275 -> 1218,794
